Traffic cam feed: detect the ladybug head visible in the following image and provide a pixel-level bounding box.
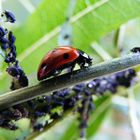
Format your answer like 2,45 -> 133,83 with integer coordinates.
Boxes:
37,62 -> 47,80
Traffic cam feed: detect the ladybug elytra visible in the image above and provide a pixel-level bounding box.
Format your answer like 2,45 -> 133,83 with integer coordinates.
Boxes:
37,46 -> 92,80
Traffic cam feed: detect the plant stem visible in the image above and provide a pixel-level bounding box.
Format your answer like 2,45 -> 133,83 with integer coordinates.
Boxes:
128,88 -> 140,140
66,0 -> 77,19
18,0 -> 35,13
0,53 -> 140,110
114,26 -> 126,55
91,42 -> 113,60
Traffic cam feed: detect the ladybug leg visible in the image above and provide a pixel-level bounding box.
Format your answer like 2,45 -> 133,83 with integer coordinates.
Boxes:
69,62 -> 76,75
77,58 -> 87,69
79,58 -> 92,69
86,59 -> 92,66
71,63 -> 76,72
84,56 -> 92,67
53,69 -> 62,77
79,60 -> 86,69
81,58 -> 92,68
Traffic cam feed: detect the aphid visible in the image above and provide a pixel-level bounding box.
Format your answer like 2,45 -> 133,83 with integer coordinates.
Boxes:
2,10 -> 16,23
0,27 -> 7,37
37,46 -> 92,80
131,47 -> 140,53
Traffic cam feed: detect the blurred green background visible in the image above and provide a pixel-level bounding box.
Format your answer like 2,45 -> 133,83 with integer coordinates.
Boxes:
0,0 -> 140,140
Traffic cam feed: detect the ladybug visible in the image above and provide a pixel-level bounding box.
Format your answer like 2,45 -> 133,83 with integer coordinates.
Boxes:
37,46 -> 92,80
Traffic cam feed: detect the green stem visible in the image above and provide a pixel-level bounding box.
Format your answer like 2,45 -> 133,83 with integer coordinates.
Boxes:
114,26 -> 126,55
91,42 -> 112,60
0,53 -> 140,110
128,88 -> 140,140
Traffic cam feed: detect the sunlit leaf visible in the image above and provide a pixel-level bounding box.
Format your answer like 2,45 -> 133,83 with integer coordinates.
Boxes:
1,0 -> 140,92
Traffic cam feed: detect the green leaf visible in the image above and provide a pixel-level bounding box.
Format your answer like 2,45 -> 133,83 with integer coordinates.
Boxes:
59,119 -> 77,140
14,0 -> 140,73
1,0 -> 140,92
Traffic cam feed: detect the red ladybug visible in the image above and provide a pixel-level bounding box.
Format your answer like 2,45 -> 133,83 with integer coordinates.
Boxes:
37,46 -> 92,80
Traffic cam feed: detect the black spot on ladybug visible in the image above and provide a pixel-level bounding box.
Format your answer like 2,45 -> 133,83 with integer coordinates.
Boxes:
63,53 -> 69,59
